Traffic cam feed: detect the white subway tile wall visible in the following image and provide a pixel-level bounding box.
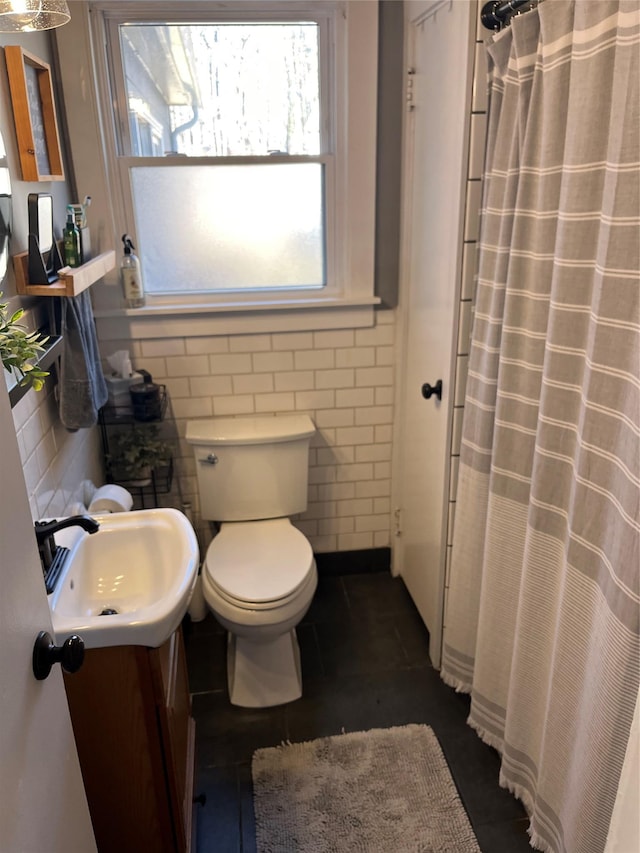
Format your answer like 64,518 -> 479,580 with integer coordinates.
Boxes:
445,1 -> 485,589
461,242 -> 478,301
12,378 -> 103,520
463,180 -> 483,242
472,41 -> 489,112
468,113 -> 488,180
110,310 -> 397,553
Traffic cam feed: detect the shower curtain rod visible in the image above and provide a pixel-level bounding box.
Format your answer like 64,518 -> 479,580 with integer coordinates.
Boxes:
481,0 -> 538,30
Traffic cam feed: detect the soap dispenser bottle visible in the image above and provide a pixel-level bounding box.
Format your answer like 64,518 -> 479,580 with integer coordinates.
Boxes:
63,206 -> 81,267
120,234 -> 145,308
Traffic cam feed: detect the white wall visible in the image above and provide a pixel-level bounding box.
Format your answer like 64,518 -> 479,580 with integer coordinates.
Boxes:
0,10 -> 437,562
0,17 -> 398,548
605,687 -> 640,853
49,1 -> 398,555
103,311 -> 397,552
11,383 -> 102,519
443,5 -> 487,600
0,30 -> 102,519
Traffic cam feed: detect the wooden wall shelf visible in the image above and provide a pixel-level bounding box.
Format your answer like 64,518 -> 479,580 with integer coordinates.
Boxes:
12,249 -> 116,297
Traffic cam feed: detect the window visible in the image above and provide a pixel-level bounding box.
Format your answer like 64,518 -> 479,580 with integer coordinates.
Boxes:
79,1 -> 378,319
110,17 -> 326,296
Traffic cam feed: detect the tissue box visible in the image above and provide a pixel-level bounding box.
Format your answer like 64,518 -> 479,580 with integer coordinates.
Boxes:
106,373 -> 142,410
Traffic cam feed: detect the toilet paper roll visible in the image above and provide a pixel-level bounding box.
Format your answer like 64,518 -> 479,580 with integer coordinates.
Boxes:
88,484 -> 134,514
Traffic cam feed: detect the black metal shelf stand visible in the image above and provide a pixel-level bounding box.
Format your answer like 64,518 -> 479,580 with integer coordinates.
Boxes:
98,387 -> 174,509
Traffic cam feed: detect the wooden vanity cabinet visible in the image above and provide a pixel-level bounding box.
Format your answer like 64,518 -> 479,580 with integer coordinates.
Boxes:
63,626 -> 196,853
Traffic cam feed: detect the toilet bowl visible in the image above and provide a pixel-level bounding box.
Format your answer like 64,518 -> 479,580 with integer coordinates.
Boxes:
202,518 -> 317,707
186,413 -> 318,709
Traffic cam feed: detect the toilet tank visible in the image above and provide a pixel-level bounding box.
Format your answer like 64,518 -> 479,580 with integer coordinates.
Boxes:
185,415 -> 316,521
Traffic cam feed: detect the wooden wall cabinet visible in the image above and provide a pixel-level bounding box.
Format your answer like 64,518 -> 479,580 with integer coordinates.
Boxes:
63,627 -> 196,853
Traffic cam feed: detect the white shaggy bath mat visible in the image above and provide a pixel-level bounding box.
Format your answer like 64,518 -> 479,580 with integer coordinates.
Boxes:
252,724 -> 481,852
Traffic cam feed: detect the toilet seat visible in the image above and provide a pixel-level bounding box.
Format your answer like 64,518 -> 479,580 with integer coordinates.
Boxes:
205,519 -> 314,610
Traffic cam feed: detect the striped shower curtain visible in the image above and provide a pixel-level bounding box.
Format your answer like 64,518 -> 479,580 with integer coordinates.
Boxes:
441,3 -> 639,853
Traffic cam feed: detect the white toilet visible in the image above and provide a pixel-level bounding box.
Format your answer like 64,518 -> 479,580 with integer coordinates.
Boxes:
185,414 -> 317,708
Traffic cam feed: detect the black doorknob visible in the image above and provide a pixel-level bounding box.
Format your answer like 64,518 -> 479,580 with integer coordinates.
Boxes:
421,379 -> 443,401
32,631 -> 85,681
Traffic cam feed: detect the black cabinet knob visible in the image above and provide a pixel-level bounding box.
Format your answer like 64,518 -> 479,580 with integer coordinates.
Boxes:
421,379 -> 443,401
32,631 -> 85,681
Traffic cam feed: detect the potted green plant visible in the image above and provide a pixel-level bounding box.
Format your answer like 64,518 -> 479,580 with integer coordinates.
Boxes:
109,426 -> 171,486
0,293 -> 49,391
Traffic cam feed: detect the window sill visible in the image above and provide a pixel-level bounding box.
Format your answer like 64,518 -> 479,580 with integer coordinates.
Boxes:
94,295 -> 381,341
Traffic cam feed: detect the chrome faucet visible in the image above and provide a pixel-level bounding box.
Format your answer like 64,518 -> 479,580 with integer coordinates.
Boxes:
35,515 -> 100,574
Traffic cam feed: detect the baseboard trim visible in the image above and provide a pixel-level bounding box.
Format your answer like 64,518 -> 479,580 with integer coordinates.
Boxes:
314,547 -> 391,576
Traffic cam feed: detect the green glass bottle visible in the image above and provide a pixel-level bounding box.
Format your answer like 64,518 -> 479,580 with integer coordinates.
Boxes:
63,209 -> 81,267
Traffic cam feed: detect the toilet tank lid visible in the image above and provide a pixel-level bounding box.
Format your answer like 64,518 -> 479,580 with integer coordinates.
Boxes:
186,414 -> 315,446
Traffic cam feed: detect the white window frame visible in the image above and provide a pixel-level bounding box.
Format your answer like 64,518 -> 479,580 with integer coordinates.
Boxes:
56,1 -> 379,335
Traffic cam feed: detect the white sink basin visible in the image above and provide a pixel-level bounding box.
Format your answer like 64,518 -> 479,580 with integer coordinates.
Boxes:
49,508 -> 199,649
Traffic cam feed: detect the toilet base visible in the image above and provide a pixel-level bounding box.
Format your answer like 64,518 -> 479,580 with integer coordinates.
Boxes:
227,629 -> 302,708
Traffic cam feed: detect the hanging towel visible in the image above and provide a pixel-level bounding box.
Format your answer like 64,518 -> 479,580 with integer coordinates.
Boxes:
59,291 -> 108,430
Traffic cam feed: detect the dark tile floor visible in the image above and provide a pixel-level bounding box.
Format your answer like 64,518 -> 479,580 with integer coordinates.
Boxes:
184,570 -> 532,853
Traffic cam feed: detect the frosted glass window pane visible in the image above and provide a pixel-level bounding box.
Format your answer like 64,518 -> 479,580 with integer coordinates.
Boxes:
131,164 -> 325,293
120,23 -> 320,157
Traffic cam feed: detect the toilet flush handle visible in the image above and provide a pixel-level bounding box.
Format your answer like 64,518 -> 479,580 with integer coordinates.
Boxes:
200,453 -> 219,465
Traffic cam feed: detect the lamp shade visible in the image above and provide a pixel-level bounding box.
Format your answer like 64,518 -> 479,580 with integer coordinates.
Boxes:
0,1 -> 70,32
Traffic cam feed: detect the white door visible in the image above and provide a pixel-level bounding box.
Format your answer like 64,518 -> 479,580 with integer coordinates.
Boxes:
0,385 -> 96,851
392,0 -> 474,667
